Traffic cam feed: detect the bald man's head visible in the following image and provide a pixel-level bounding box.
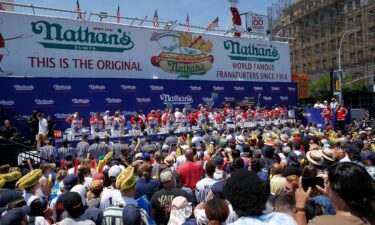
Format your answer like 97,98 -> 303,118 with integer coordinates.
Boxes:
185,148 -> 194,162
272,163 -> 283,175
4,120 -> 10,127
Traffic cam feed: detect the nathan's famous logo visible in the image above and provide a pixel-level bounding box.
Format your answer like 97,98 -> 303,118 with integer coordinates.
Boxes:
160,94 -> 193,105
224,40 -> 280,62
150,32 -> 214,78
31,20 -> 134,52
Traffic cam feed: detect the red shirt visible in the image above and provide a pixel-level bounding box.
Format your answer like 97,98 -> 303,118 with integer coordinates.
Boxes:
337,107 -> 347,121
89,116 -> 104,128
323,108 -> 331,119
178,161 -> 204,192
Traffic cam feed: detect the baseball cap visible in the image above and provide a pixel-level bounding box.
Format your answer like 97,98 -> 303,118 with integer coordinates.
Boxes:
143,152 -> 150,161
211,182 -> 224,196
0,189 -> 23,207
343,144 -> 361,155
63,174 -> 79,190
160,169 -> 173,183
63,192 -> 85,218
1,205 -> 30,225
215,156 -> 224,165
108,165 -> 123,178
122,204 -> 142,225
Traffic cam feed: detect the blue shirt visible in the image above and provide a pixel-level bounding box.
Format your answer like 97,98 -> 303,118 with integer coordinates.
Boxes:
134,178 -> 161,200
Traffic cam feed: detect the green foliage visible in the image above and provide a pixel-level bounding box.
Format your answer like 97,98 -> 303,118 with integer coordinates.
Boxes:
308,76 -> 331,100
342,75 -> 366,93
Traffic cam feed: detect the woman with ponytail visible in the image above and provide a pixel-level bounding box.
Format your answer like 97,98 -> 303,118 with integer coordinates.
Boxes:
205,198 -> 229,225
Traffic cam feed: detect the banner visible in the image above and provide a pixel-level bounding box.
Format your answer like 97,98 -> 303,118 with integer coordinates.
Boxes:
0,12 -> 290,82
303,108 -> 351,130
292,74 -> 309,99
246,13 -> 269,35
0,77 -> 297,135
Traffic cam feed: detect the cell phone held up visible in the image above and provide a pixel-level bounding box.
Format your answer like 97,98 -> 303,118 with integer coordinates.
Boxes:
302,177 -> 324,192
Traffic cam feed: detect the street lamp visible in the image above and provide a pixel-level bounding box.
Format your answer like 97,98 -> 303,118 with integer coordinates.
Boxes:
338,29 -> 356,103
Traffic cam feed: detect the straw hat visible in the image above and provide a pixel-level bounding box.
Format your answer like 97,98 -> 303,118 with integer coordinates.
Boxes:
0,171 -> 22,187
116,166 -> 136,191
306,150 -> 324,166
15,169 -> 42,189
164,155 -> 176,166
322,148 -> 335,162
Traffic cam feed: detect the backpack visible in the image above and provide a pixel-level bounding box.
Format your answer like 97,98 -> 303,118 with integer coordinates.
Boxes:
102,206 -> 150,225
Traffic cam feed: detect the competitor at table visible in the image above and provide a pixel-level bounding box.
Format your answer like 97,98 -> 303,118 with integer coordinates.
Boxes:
65,112 -> 85,135
196,107 -> 208,126
146,110 -> 159,130
103,110 -> 112,134
130,112 -> 144,131
110,110 -> 125,135
179,108 -> 190,128
89,112 -> 105,135
162,108 -> 175,129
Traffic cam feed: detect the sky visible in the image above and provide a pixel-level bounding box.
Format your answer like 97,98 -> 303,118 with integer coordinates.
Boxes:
13,0 -> 275,30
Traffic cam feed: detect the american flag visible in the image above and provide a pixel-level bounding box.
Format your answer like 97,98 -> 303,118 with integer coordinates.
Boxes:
76,0 -> 82,20
153,9 -> 159,28
116,5 -> 120,23
207,17 -> 219,30
276,29 -> 284,36
185,13 -> 190,32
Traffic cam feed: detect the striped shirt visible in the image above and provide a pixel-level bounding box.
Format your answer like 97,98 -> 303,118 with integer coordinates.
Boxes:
88,143 -> 109,160
40,145 -> 56,162
57,146 -> 76,161
76,140 -> 90,159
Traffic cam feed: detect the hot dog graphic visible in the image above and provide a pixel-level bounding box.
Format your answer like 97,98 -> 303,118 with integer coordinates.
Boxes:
150,32 -> 214,78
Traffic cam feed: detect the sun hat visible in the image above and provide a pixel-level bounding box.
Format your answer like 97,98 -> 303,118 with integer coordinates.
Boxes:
164,155 -> 176,166
322,148 -> 335,162
306,150 -> 324,166
235,135 -> 245,145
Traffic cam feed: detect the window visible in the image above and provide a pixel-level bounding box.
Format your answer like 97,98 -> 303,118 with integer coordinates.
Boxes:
330,26 -> 335,34
358,50 -> 364,62
350,52 -> 355,61
371,48 -> 375,59
321,42 -> 326,51
355,0 -> 361,9
349,33 -> 354,41
348,1 -> 353,11
322,59 -> 327,69
355,15 -> 362,25
321,29 -> 325,37
331,39 -> 336,49
348,17 -> 354,29
356,31 -> 362,42
315,44 -> 320,53
332,57 -> 337,67
369,27 -> 375,40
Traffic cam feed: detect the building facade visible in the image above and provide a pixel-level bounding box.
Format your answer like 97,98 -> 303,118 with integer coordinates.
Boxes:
268,0 -> 375,107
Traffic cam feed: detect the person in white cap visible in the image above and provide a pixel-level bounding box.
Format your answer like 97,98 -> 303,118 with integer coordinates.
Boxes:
99,165 -> 123,210
103,110 -> 112,135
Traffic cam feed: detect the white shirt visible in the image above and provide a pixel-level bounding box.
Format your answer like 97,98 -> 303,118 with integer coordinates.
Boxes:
195,178 -> 217,203
192,136 -> 203,147
38,118 -> 48,135
174,111 -> 182,122
103,115 -> 112,129
100,186 -> 122,210
228,213 -> 297,225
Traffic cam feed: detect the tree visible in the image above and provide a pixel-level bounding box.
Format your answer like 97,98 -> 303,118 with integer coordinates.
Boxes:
308,76 -> 331,101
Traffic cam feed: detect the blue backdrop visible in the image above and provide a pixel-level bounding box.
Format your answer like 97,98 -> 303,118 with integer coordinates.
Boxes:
0,77 -> 297,135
